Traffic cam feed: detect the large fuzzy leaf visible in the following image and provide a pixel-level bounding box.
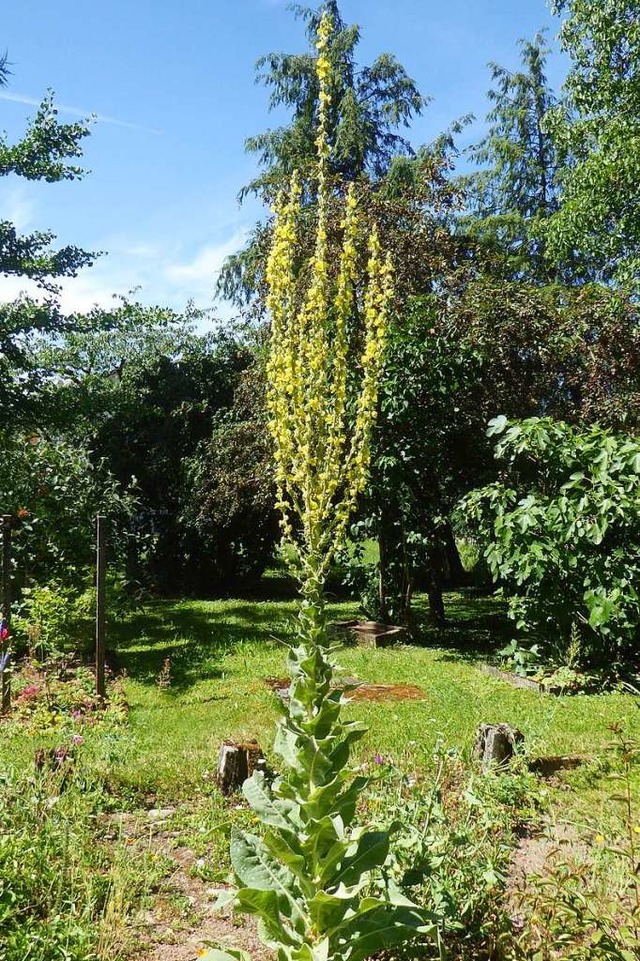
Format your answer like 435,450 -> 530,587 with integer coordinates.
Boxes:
231,831 -> 309,930
231,830 -> 294,896
329,830 -> 389,888
263,828 -> 308,883
308,889 -> 354,935
336,902 -> 434,961
274,724 -> 306,772
305,775 -> 369,823
198,950 -> 251,961
301,815 -> 346,881
243,771 -> 301,831
235,887 -> 299,946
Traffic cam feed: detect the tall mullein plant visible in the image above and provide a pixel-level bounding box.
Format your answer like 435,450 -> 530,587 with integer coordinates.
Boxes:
205,15 -> 432,961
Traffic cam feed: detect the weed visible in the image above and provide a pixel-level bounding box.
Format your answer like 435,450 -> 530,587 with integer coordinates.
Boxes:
510,724 -> 640,959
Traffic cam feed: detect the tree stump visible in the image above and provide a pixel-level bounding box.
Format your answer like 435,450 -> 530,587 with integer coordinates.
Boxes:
217,739 -> 266,795
474,723 -> 524,772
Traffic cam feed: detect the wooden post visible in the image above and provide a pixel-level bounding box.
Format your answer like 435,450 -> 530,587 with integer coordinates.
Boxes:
95,514 -> 106,701
1,515 -> 11,713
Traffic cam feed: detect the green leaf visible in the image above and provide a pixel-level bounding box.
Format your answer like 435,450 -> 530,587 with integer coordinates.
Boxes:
235,887 -> 299,945
308,890 -> 354,935
333,831 -> 389,887
230,830 -> 296,899
197,951 -> 252,961
487,414 -> 508,437
263,828 -> 307,879
211,889 -> 236,911
243,772 -> 299,831
337,903 -> 434,961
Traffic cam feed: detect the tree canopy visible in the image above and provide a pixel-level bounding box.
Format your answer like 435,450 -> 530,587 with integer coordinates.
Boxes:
0,60 -> 97,427
463,33 -> 562,280
0,87 -> 95,287
544,0 -> 640,288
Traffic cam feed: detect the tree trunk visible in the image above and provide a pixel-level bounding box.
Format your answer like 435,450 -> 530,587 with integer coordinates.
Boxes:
441,522 -> 467,588
377,516 -> 390,624
427,577 -> 445,626
377,507 -> 413,626
217,740 -> 266,794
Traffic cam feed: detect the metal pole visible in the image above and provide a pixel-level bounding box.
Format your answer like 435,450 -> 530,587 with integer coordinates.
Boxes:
95,514 -> 106,701
2,515 -> 12,713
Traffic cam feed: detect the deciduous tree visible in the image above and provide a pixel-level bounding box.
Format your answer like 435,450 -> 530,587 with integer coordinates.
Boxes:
0,60 -> 96,425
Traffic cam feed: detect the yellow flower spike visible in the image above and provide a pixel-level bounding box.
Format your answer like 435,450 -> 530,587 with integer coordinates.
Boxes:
265,9 -> 393,585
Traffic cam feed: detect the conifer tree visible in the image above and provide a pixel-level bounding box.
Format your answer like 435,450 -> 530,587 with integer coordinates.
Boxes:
218,0 -> 426,306
463,33 -> 562,280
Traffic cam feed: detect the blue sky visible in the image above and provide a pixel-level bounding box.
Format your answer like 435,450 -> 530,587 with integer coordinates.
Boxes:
1,0 -> 567,320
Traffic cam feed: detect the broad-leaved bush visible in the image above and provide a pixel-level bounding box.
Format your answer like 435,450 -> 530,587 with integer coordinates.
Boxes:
463,415 -> 640,669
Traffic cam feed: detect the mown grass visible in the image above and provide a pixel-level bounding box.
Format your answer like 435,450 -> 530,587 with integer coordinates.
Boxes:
1,586 -> 638,959
2,587 -> 637,813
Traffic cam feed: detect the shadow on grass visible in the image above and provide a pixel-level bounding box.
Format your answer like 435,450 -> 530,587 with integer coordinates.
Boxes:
110,596 -> 297,690
109,584 -> 511,690
412,589 -> 513,662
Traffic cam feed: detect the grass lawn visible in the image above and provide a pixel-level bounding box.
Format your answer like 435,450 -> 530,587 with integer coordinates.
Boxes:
1,587 -> 638,959
2,587 -> 636,814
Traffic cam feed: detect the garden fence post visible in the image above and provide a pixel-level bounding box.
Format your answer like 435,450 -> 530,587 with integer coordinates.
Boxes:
95,514 -> 106,701
1,515 -> 11,713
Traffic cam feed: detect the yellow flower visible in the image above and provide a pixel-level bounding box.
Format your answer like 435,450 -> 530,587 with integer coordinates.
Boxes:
265,10 -> 392,581
594,834 -> 605,844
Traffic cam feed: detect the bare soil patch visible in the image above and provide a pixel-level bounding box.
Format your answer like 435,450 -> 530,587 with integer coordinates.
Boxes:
104,810 -> 270,961
264,676 -> 425,701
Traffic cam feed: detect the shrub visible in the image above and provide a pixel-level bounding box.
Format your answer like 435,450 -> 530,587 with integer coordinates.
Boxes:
0,433 -> 135,591
463,416 -> 640,669
13,582 -> 93,661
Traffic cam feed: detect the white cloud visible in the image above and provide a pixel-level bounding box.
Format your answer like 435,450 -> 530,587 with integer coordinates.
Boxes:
0,229 -> 249,326
0,91 -> 162,135
166,232 -> 247,283
0,182 -> 36,232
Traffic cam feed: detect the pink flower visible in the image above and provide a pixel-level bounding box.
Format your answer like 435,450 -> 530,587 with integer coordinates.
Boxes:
373,754 -> 384,765
0,620 -> 9,642
71,735 -> 84,746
